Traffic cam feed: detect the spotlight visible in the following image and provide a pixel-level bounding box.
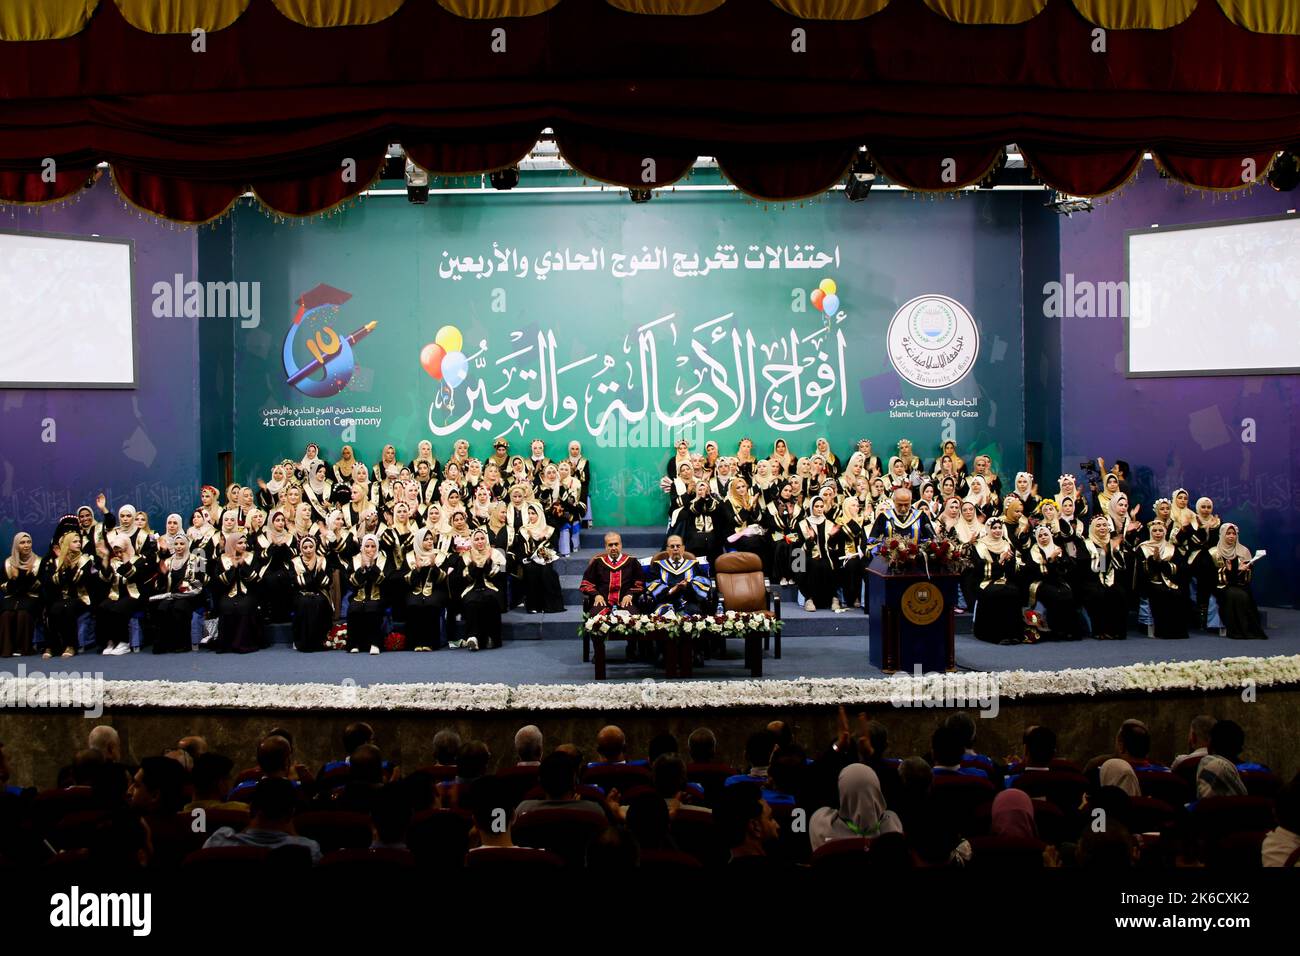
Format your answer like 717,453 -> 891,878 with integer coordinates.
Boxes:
405,159 -> 429,204
1047,191 -> 1093,217
844,154 -> 875,202
628,188 -> 653,204
978,149 -> 1007,189
1266,152 -> 1300,192
489,166 -> 520,191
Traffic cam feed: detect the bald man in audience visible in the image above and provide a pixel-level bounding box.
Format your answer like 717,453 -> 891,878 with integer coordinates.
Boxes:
514,725 -> 543,766
593,726 -> 629,765
88,725 -> 122,764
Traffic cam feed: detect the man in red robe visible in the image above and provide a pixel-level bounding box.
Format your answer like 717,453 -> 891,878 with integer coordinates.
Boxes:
580,533 -> 645,613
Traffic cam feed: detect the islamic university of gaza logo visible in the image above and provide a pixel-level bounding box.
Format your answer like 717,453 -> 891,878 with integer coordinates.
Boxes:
886,294 -> 979,390
281,284 -> 377,398
901,581 -> 944,626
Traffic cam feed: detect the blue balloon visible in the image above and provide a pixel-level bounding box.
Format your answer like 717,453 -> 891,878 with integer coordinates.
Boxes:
822,293 -> 840,315
442,350 -> 469,388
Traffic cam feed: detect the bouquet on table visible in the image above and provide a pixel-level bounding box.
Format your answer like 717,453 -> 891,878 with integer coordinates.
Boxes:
677,610 -> 780,640
579,608 -> 679,642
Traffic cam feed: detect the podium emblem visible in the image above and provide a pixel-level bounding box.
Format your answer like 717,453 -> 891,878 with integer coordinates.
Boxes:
901,581 -> 943,625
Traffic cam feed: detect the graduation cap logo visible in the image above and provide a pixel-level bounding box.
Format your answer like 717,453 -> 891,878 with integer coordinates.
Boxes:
281,284 -> 377,399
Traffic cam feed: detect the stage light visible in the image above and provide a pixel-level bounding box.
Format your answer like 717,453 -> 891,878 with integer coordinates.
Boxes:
978,149 -> 1007,189
405,159 -> 429,204
1266,152 -> 1300,192
1047,191 -> 1092,217
628,188 -> 653,203
844,154 -> 875,202
489,166 -> 520,191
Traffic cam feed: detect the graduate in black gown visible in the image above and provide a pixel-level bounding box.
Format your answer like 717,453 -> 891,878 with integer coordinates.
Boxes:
969,518 -> 1023,644
833,497 -> 867,611
1211,523 -> 1267,640
520,503 -> 564,614
452,530 -> 507,650
1022,523 -> 1080,640
1077,515 -> 1129,640
679,480 -> 720,567
798,497 -> 837,611
1136,519 -> 1190,639
44,531 -> 99,659
212,532 -> 267,654
95,532 -> 150,655
1175,496 -> 1223,629
290,535 -> 334,652
346,533 -> 387,655
404,527 -> 450,651
1,532 -> 41,657
763,480 -> 803,587
151,534 -> 205,653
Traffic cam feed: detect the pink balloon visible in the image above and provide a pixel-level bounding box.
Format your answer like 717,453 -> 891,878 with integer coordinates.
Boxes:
420,343 -> 446,379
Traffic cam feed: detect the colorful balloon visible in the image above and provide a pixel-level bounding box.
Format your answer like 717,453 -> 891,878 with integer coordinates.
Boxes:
420,343 -> 446,379
435,325 -> 463,354
442,350 -> 469,388
819,278 -> 837,296
822,293 -> 840,315
811,289 -> 825,310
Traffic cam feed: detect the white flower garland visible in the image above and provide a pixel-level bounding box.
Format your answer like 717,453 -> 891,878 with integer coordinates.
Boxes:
1,654 -> 1297,712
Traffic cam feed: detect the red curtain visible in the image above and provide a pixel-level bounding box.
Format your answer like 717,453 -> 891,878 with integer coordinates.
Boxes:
2,0 -> 1299,219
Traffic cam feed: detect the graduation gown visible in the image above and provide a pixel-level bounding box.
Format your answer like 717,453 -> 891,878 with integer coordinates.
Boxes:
646,555 -> 711,615
579,553 -> 645,612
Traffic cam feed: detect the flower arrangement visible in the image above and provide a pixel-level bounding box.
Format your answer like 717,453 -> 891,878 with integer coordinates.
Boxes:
580,609 -> 679,642
877,535 -> 968,574
678,610 -> 780,640
578,609 -> 780,642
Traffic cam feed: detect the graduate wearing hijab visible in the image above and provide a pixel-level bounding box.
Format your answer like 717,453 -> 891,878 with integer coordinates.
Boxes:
44,531 -> 99,659
680,478 -> 719,567
520,502 -> 564,614
963,475 -> 997,522
151,531 -> 205,653
834,497 -> 867,610
289,535 -> 333,652
346,533 -> 387,655
451,529 -> 507,651
1136,519 -> 1190,639
1,532 -> 41,657
798,497 -> 837,612
408,440 -> 442,485
212,531 -> 267,654
404,527 -> 450,651
333,445 -> 363,491
1012,472 -> 1041,516
1212,523 -> 1266,639
969,518 -> 1023,644
1078,515 -> 1130,640
1177,496 -> 1222,629
809,764 -> 903,847
95,532 -> 149,655
1023,522 -> 1080,640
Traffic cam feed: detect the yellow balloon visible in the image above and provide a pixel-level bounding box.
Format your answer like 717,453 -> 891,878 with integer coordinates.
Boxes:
819,278 -> 837,296
434,325 -> 463,354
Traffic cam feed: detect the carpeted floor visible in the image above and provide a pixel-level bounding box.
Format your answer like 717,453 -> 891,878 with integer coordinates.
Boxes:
32,608 -> 1298,687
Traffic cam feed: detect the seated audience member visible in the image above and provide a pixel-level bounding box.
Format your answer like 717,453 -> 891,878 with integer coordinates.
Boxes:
725,730 -> 778,787
763,750 -> 804,809
990,789 -> 1041,843
810,764 -> 903,847
626,792 -> 679,852
185,753 -> 249,813
590,725 -> 641,767
930,724 -> 987,779
467,776 -> 516,851
513,751 -> 607,822
1173,715 -> 1215,771
946,712 -> 1003,788
321,722 -> 375,777
331,744 -> 386,813
1075,823 -> 1138,869
1005,725 -> 1058,788
1117,720 -> 1167,771
647,733 -> 679,765
431,729 -> 462,768
1261,774 -> 1300,867
719,781 -> 780,866
440,740 -> 492,809
1196,719 -> 1248,799
228,735 -> 305,801
653,754 -> 710,817
128,755 -> 189,817
88,725 -> 124,765
203,777 -> 322,864
177,735 -> 208,762
369,783 -> 413,851
579,533 -> 644,613
1099,759 -> 1141,798
586,826 -> 641,870
1084,718 -> 1151,778
514,725 -> 544,766
687,727 -> 720,766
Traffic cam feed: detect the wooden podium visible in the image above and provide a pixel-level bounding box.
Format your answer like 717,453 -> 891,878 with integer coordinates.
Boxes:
866,556 -> 959,673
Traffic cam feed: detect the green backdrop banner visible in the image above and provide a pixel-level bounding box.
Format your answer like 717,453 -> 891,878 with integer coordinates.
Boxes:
229,192 -> 1025,525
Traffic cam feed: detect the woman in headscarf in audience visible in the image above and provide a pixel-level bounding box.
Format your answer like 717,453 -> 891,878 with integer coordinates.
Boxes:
289,535 -> 332,653
1136,519 -> 1189,639
153,532 -> 206,654
1024,522 -> 1080,640
809,764 -> 903,847
520,502 -> 564,615
451,529 -> 507,651
969,518 -> 1023,644
1099,758 -> 1141,798
1078,515 -> 1129,640
1212,523 -> 1266,639
990,789 -> 1042,844
1,532 -> 41,657
212,531 -> 265,654
346,533 -> 387,655
404,527 -> 450,651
